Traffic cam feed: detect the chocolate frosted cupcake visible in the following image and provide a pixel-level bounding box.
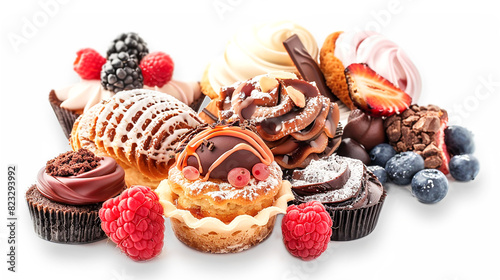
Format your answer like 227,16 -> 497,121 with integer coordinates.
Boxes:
26,149 -> 126,243
289,154 -> 386,241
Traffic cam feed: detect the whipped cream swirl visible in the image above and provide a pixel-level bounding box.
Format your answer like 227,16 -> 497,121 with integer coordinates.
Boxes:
334,31 -> 422,101
207,21 -> 318,93
56,80 -> 201,113
56,80 -> 113,113
145,80 -> 202,106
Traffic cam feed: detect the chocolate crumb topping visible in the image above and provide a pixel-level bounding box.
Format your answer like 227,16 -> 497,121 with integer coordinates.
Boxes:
383,104 -> 448,169
45,149 -> 102,177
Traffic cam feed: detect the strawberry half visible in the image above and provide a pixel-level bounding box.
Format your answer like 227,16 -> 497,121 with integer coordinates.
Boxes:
345,63 -> 412,117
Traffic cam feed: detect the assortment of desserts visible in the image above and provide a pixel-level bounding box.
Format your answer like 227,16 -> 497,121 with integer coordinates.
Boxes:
50,32 -> 203,138
28,22 -> 480,262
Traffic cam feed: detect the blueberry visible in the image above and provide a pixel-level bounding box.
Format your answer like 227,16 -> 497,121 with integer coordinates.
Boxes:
449,154 -> 480,182
444,126 -> 475,156
411,169 -> 448,204
368,165 -> 387,184
385,152 -> 425,185
369,143 -> 396,167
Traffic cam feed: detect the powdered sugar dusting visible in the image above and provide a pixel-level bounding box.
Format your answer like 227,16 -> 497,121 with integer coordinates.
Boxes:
291,156 -> 348,186
172,161 -> 282,201
291,155 -> 364,203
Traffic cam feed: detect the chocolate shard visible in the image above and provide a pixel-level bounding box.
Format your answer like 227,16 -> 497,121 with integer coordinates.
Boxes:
283,34 -> 338,102
202,108 -> 219,122
291,164 -> 351,196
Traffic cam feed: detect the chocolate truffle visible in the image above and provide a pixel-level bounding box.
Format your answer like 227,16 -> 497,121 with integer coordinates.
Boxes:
343,109 -> 386,151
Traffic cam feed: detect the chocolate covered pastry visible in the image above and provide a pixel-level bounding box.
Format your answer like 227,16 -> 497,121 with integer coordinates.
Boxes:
216,72 -> 341,169
156,124 -> 293,253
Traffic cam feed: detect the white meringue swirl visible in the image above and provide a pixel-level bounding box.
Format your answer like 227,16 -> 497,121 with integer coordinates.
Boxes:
334,31 -> 422,101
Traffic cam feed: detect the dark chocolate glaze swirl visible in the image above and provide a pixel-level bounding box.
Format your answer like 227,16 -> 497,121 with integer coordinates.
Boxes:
36,157 -> 125,205
290,155 -> 384,210
176,125 -> 274,181
217,73 -> 341,170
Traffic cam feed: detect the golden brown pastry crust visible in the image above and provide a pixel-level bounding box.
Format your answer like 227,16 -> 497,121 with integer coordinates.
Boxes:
170,216 -> 275,253
155,178 -> 294,254
200,65 -> 219,100
168,161 -> 282,223
70,90 -> 202,189
319,31 -> 356,110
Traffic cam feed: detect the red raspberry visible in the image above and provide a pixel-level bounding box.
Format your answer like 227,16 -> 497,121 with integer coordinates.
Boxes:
139,51 -> 174,87
99,185 -> 165,261
281,201 -> 332,261
73,48 -> 106,80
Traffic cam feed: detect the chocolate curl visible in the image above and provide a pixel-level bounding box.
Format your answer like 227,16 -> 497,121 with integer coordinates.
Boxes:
283,34 -> 338,102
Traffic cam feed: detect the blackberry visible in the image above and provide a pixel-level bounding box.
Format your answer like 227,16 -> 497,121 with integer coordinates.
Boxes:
107,32 -> 149,62
101,52 -> 143,93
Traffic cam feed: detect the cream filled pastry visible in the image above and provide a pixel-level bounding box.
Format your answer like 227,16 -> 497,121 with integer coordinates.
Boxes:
172,124 -> 280,222
215,72 -> 341,170
54,80 -> 113,114
145,80 -> 202,109
334,31 -> 421,100
156,124 -> 293,253
201,21 -> 318,99
70,89 -> 202,189
320,30 -> 421,114
54,79 -> 202,115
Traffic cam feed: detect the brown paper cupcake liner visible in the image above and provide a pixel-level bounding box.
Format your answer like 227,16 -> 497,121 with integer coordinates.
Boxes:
48,90 -> 80,139
25,185 -> 106,244
325,191 -> 387,241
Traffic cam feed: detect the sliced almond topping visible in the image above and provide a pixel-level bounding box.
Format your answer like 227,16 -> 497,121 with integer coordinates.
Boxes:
286,86 -> 306,108
259,76 -> 279,93
268,71 -> 298,80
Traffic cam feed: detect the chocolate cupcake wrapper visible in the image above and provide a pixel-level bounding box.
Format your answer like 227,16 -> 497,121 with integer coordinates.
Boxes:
326,191 -> 387,241
49,90 -> 79,139
26,186 -> 106,244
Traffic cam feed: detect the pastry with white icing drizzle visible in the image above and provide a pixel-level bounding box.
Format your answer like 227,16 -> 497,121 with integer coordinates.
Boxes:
70,89 -> 202,189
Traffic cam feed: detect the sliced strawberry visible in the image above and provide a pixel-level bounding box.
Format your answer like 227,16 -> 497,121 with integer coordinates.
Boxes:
345,63 -> 412,117
435,117 -> 450,174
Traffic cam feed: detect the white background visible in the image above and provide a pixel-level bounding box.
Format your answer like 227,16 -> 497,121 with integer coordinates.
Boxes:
1,0 -> 499,279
